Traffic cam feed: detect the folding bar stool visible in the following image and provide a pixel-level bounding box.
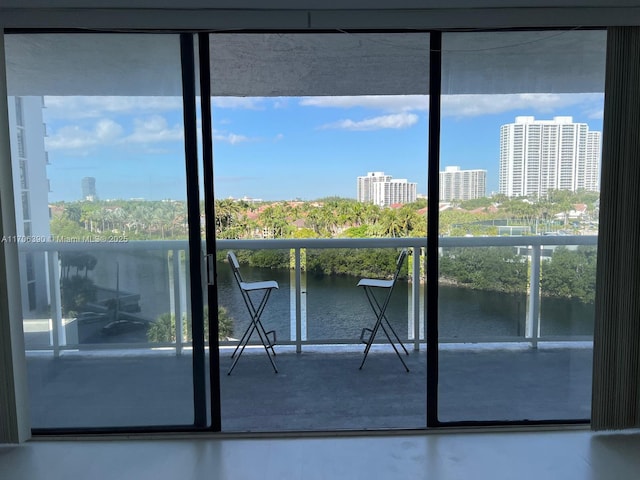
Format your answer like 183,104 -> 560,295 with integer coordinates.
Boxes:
357,249 -> 410,372
226,251 -> 279,375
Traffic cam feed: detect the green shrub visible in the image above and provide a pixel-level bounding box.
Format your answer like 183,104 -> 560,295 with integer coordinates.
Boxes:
147,306 -> 234,343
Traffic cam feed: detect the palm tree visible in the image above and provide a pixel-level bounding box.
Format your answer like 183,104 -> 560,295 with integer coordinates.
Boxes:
259,203 -> 291,238
304,206 -> 328,236
397,206 -> 421,236
362,202 -> 382,226
215,199 -> 241,236
380,208 -> 403,237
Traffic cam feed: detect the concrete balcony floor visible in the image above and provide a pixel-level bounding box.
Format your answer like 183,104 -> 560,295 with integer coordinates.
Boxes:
25,343 -> 592,431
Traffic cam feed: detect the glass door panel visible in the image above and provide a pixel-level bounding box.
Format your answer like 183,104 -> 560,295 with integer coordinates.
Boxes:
208,32 -> 430,431
437,30 -> 605,423
5,33 -> 200,429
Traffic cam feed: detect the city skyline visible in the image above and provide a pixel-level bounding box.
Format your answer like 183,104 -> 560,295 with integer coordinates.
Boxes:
40,93 -> 604,202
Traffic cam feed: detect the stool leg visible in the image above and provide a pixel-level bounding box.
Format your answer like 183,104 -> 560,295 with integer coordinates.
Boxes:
228,287 -> 278,375
359,286 -> 410,372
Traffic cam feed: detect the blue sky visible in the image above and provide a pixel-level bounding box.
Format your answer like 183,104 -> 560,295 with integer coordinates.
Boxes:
43,94 -> 604,202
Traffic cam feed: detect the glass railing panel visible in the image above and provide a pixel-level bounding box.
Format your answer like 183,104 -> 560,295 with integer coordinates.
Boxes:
539,244 -> 597,338
60,247 -> 176,346
438,245 -> 528,341
216,249 -> 292,348
304,247 -> 409,343
20,249 -> 54,349
216,241 -> 425,432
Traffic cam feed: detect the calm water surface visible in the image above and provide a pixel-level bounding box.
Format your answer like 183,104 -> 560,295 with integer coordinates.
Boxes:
216,263 -> 594,342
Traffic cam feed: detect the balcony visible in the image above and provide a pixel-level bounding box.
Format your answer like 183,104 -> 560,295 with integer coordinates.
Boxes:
19,236 -> 595,432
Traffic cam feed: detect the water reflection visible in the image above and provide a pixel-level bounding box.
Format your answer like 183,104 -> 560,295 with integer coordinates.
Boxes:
217,263 -> 595,343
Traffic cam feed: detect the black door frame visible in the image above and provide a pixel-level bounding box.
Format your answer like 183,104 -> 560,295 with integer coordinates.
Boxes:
25,27 -> 595,435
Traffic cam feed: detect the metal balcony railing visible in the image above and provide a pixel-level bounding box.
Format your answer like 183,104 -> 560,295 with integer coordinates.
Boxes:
18,235 -> 597,355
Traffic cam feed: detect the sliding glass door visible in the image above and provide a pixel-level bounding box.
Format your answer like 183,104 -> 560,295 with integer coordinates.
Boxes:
206,32 -> 430,432
3,28 -> 606,433
5,33 -> 206,430
436,30 -> 605,424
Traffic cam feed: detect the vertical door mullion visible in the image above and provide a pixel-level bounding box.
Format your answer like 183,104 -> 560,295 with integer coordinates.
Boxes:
426,31 -> 442,428
198,32 -> 222,432
180,33 -> 207,428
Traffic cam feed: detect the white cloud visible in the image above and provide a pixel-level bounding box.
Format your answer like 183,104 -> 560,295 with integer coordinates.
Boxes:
44,96 -> 268,121
44,96 -> 183,120
300,93 -> 603,119
273,98 -> 290,109
300,95 -> 428,112
586,108 -> 604,120
214,132 -> 252,145
46,114 -> 184,153
46,119 -> 124,152
441,93 -> 604,118
320,113 -> 419,131
124,115 -> 183,143
211,97 -> 265,109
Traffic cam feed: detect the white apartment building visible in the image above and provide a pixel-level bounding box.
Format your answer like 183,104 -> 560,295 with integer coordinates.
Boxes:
7,96 -> 51,313
356,171 -> 391,204
499,116 -> 601,197
440,166 -> 487,201
356,171 -> 417,207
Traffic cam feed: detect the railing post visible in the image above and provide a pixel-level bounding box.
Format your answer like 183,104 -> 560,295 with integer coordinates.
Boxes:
47,250 -> 64,356
294,247 -> 303,353
183,249 -> 192,351
172,249 -> 183,355
527,244 -> 541,348
412,246 -> 421,351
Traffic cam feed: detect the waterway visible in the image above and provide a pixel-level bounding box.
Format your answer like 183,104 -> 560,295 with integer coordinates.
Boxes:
215,263 -> 595,342
37,249 -> 593,348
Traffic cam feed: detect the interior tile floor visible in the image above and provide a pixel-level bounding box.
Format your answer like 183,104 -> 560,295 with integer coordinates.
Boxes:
1,429 -> 640,480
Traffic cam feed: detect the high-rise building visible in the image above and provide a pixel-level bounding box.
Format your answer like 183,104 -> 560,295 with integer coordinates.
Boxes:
440,166 -> 487,202
356,171 -> 417,207
357,171 -> 391,204
7,96 -> 51,313
82,176 -> 97,201
499,116 -> 601,198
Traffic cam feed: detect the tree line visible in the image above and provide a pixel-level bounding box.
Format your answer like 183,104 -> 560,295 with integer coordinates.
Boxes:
230,246 -> 597,304
51,189 -> 598,241
439,246 -> 597,303
50,190 -> 599,305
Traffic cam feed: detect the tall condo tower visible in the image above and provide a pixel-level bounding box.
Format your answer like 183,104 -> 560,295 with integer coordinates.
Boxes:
499,116 -> 601,197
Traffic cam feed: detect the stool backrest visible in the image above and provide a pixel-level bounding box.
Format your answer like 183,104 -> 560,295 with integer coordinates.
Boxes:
393,249 -> 408,283
227,251 -> 243,285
